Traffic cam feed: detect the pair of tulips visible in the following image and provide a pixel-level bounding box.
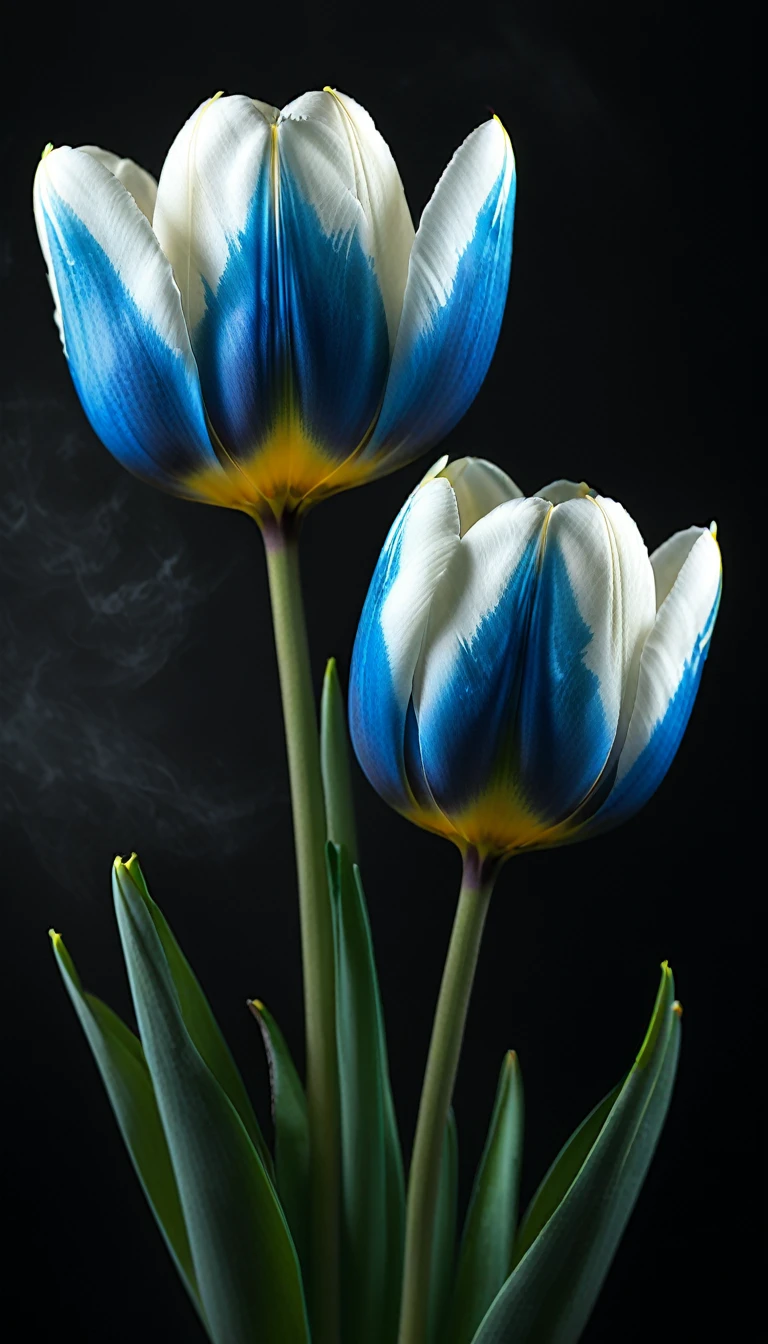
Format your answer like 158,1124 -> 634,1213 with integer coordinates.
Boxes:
34,87 -> 720,860
36,85 -> 720,1344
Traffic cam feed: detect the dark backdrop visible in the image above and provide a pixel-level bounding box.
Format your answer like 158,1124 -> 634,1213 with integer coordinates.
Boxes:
1,4 -> 755,1341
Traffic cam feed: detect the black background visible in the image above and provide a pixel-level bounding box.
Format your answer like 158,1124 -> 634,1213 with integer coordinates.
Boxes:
1,3 -> 756,1340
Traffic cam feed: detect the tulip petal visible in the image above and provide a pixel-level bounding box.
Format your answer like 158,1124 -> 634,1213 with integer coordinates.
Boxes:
362,118 -> 515,470
584,528 -> 721,833
153,91 -> 406,492
534,479 -> 590,506
593,496 -> 657,743
439,457 -> 523,536
414,497 -> 549,820
34,146 -> 223,496
349,478 -> 460,813
517,497 -> 655,826
79,146 -> 158,222
649,525 -> 709,610
275,91 -> 397,459
153,96 -> 279,331
152,95 -> 281,462
312,89 -> 415,347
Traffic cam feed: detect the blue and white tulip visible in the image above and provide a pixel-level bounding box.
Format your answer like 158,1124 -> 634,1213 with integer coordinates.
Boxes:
350,457 -> 721,855
34,92 -> 515,525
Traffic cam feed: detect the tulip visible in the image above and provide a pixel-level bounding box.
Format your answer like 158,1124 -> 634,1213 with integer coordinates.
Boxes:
34,97 -> 514,1342
349,456 -> 721,1344
350,456 -> 721,856
33,90 -> 515,529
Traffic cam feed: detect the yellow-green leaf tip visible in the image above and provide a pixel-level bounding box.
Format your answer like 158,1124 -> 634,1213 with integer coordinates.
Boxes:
635,962 -> 675,1069
49,928 -> 61,944
113,851 -> 139,872
41,142 -> 54,160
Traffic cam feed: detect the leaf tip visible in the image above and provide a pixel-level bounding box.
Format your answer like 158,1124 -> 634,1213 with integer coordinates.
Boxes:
48,927 -> 61,945
635,962 -> 676,1069
113,850 -> 139,864
322,658 -> 341,701
672,1000 -> 683,1017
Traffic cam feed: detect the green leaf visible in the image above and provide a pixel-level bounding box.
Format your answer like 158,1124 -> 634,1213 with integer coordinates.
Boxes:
448,1051 -> 524,1344
248,998 -> 310,1275
327,843 -> 405,1344
471,963 -> 682,1344
511,1084 -> 621,1270
428,1107 -> 459,1344
50,931 -> 206,1331
320,658 -> 358,861
113,859 -> 309,1344
124,853 -> 273,1178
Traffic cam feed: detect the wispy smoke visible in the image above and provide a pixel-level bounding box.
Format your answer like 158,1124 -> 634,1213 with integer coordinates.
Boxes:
1,396 -> 274,894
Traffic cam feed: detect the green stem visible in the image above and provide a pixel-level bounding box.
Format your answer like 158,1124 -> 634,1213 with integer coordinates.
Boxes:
264,529 -> 339,1344
398,848 -> 497,1344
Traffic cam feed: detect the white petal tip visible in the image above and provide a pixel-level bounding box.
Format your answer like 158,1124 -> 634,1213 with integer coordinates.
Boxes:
490,113 -> 515,164
41,142 -> 54,161
709,520 -> 718,538
419,454 -> 450,487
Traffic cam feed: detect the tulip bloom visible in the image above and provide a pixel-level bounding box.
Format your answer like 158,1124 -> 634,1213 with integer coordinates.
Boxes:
33,91 -> 515,527
350,457 -> 721,855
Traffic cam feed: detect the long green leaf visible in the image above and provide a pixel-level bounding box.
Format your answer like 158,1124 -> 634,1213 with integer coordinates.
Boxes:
511,1084 -> 621,1270
428,1108 -> 459,1344
124,854 -> 273,1177
113,860 -> 309,1344
320,658 -> 358,861
448,1051 -> 524,1344
50,931 -> 205,1330
327,843 -> 405,1344
248,998 -> 310,1275
471,963 -> 681,1344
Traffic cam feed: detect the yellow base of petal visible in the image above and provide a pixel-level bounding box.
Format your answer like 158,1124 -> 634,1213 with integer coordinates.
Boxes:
183,419 -> 383,522
452,784 -> 553,856
402,782 -> 578,860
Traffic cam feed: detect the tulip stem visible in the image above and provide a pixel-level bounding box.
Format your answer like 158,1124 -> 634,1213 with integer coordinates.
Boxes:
398,847 -> 497,1344
264,529 -> 340,1344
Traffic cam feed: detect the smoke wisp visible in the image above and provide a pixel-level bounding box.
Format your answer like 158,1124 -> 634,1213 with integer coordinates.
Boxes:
1,396 -> 275,895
